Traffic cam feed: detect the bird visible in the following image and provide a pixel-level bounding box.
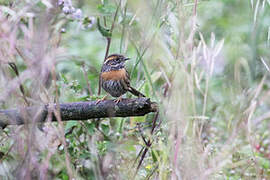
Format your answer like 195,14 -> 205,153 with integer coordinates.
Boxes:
98,54 -> 145,104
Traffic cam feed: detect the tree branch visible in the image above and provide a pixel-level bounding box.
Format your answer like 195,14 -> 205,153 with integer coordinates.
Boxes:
0,98 -> 158,128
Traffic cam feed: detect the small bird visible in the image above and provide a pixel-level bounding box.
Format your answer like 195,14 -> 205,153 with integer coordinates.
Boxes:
98,54 -> 145,103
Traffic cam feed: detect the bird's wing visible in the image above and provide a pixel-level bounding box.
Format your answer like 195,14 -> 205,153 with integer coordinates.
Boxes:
125,68 -> 131,85
119,68 -> 131,90
121,68 -> 145,97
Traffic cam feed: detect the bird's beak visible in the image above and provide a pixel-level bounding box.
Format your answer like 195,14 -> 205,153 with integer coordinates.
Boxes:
124,57 -> 130,61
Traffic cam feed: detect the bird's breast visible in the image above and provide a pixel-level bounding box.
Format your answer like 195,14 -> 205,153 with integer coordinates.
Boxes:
101,68 -> 127,81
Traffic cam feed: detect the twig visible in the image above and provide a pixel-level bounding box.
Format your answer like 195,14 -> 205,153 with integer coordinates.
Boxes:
51,62 -> 74,179
193,0 -> 198,16
104,38 -> 112,61
187,0 -> 199,51
120,4 -> 127,53
8,62 -> 30,106
82,63 -> 93,96
134,112 -> 159,177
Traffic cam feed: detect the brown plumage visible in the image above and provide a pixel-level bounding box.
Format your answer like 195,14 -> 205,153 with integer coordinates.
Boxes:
99,54 -> 145,103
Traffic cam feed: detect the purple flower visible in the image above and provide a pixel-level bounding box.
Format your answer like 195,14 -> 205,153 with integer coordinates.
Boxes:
58,0 -> 64,6
72,9 -> 82,20
62,6 -> 70,14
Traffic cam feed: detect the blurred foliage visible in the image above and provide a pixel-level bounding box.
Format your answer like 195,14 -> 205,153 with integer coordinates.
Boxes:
0,0 -> 270,179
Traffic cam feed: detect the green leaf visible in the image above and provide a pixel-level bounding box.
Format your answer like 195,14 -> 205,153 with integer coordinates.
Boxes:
65,121 -> 78,133
151,149 -> 158,162
76,95 -> 90,101
144,83 -> 150,97
79,151 -> 91,159
97,4 -> 116,15
97,18 -> 112,38
101,123 -> 110,135
83,16 -> 94,26
124,144 -> 136,151
257,156 -> 270,169
74,60 -> 84,66
87,122 -> 95,135
131,116 -> 146,123
62,174 -> 69,180
60,73 -> 68,84
58,170 -> 69,180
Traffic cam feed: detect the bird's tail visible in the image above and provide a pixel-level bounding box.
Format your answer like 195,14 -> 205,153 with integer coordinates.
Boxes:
128,86 -> 145,97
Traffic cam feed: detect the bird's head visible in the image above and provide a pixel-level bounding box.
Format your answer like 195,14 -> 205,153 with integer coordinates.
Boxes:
104,54 -> 130,70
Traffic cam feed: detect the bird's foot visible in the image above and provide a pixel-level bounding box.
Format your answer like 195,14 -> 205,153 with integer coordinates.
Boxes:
95,95 -> 108,105
114,96 -> 122,104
